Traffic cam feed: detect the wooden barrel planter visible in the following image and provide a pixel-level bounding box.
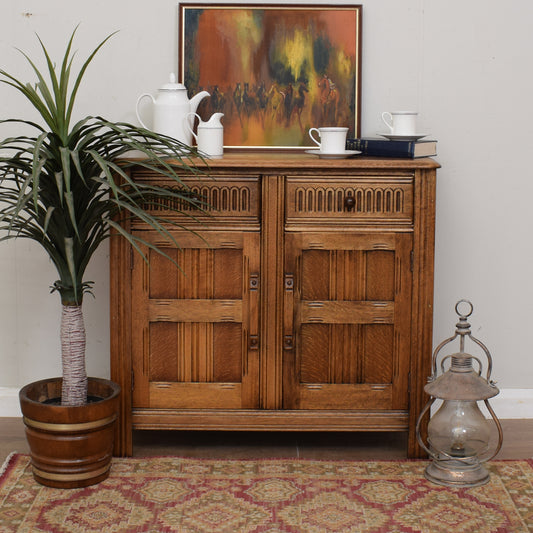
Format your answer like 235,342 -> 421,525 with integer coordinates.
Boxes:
19,377 -> 121,489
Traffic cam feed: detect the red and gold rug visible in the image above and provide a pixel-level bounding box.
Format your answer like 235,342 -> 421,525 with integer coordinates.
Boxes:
1,454 -> 532,532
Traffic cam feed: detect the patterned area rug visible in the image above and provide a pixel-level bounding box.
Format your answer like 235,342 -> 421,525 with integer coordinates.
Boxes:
0,454 -> 532,532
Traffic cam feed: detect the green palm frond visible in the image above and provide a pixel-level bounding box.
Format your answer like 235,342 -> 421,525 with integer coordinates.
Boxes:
0,29 -> 207,305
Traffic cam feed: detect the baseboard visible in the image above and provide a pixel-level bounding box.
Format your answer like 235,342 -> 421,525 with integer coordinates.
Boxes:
0,388 -> 21,417
0,387 -> 532,419
488,389 -> 533,419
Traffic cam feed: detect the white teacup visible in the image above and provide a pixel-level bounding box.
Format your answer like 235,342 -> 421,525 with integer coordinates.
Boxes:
309,127 -> 348,154
381,111 -> 417,136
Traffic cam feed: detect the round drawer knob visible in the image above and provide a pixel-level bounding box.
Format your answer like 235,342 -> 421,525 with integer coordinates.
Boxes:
344,196 -> 356,211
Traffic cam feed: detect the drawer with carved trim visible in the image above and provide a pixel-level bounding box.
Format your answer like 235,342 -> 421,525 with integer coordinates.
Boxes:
285,176 -> 414,227
131,168 -> 261,227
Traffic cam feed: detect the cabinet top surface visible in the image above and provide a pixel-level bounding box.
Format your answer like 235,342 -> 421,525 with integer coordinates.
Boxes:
132,153 -> 440,171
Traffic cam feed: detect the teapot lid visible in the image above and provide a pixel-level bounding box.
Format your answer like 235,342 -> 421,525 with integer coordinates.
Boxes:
160,73 -> 185,91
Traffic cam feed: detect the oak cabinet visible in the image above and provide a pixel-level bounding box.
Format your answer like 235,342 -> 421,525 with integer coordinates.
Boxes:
110,154 -> 439,457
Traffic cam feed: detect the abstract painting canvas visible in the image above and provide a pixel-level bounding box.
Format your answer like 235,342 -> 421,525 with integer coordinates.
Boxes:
179,4 -> 362,150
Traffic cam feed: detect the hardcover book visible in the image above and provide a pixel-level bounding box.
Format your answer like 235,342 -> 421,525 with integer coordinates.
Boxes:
347,138 -> 437,158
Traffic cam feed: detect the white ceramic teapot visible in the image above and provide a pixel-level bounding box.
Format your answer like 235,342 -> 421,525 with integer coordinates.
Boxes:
186,112 -> 224,158
136,73 -> 210,146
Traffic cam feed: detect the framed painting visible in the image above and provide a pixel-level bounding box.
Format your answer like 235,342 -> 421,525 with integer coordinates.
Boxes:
178,3 -> 362,150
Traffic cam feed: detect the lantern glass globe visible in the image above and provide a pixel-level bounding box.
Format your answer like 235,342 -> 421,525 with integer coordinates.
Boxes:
428,400 -> 491,458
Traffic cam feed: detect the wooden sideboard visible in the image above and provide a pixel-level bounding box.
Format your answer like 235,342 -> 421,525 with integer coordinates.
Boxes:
110,154 -> 439,457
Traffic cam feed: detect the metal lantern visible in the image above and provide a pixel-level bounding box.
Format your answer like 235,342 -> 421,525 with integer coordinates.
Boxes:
416,300 -> 503,487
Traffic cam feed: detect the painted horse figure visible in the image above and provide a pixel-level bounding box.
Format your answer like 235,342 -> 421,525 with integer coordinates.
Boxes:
233,82 -> 243,124
292,82 -> 308,130
318,74 -> 340,123
266,83 -> 285,124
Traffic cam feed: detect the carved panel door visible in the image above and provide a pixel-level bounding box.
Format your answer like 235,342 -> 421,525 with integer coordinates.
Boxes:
283,231 -> 413,411
130,229 -> 260,410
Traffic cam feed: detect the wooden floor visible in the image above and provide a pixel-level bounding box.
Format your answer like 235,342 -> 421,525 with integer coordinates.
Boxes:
1,418 -> 532,465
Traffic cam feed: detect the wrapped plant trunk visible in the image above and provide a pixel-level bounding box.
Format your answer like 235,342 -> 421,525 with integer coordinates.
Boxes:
61,304 -> 87,406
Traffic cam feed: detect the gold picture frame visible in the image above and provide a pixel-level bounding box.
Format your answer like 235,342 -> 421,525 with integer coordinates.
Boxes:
179,3 -> 362,150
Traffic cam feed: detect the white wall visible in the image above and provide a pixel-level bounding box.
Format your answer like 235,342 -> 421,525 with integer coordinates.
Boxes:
0,1 -> 532,411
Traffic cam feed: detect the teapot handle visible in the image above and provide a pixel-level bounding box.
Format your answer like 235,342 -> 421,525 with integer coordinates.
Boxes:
185,112 -> 200,142
136,93 -> 155,130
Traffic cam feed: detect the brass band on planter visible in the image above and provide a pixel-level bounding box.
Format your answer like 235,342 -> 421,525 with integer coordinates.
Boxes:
23,414 -> 117,432
32,464 -> 110,482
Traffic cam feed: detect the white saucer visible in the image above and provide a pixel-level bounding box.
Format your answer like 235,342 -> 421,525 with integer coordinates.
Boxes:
305,149 -> 361,159
377,133 -> 428,141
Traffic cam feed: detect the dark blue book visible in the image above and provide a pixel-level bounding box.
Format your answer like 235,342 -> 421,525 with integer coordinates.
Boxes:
347,138 -> 437,158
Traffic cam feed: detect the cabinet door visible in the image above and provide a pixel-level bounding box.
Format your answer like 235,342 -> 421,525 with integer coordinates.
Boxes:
283,232 -> 412,410
131,230 -> 260,410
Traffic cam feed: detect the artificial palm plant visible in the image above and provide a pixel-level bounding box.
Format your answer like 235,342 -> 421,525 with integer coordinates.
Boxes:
0,29 -> 204,407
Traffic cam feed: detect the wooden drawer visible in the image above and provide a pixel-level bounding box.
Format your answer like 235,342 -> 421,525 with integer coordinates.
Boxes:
131,169 -> 261,227
285,176 -> 414,227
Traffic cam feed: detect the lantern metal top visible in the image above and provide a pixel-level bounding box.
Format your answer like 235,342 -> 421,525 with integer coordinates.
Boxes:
426,299 -> 499,396
425,352 -> 499,400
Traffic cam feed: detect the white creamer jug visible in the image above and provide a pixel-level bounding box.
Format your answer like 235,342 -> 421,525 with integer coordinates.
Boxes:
186,112 -> 224,158
136,73 -> 209,146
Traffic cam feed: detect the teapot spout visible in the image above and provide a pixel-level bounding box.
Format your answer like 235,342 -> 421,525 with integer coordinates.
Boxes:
189,90 -> 210,114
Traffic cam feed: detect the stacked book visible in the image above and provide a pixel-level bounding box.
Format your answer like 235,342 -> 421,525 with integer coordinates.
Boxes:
347,137 -> 437,158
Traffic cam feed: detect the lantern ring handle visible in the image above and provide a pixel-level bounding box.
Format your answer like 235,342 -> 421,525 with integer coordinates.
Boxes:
455,299 -> 473,318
